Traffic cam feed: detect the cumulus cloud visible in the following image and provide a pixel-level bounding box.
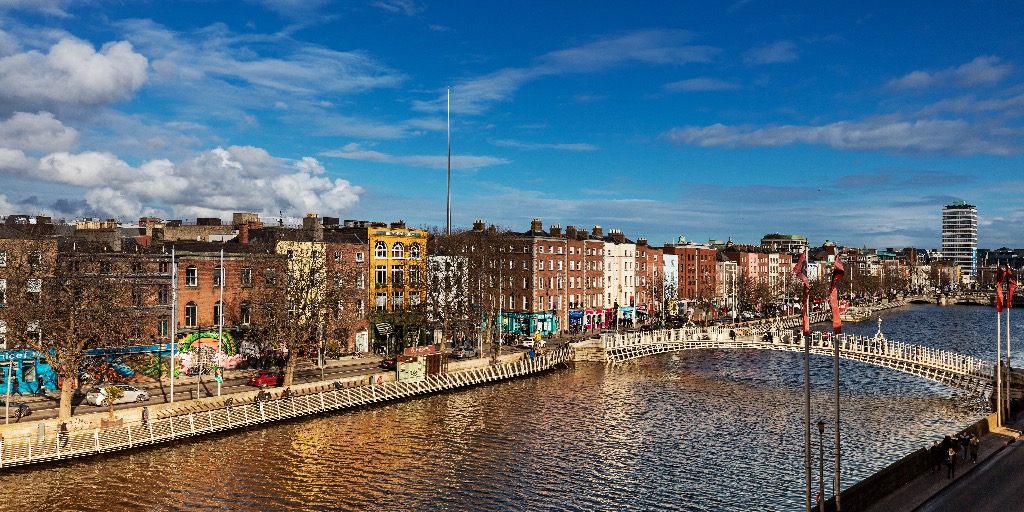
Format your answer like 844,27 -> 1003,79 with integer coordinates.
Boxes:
888,55 -> 1012,89
662,118 -> 1020,156
323,143 -> 510,170
3,145 -> 364,221
0,111 -> 78,152
0,37 -> 148,115
743,41 -> 798,66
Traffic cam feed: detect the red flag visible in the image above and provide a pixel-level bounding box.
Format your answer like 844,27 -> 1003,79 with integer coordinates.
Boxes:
793,252 -> 811,335
828,257 -> 846,334
996,265 -> 1006,313
1008,267 -> 1017,309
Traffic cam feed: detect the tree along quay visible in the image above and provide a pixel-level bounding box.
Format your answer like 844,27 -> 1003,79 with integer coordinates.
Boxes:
0,346 -> 572,468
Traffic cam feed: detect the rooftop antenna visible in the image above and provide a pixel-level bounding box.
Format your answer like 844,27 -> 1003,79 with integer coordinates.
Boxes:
446,86 -> 452,235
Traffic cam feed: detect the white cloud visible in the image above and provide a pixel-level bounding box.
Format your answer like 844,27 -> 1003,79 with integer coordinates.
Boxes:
663,118 -> 1019,156
372,0 -> 423,16
664,77 -> 741,92
7,145 -> 364,221
323,143 -> 510,170
888,55 -> 1012,89
492,139 -> 599,151
413,30 -> 720,115
0,37 -> 148,115
0,148 -> 33,172
0,0 -> 75,16
0,111 -> 78,152
743,41 -> 798,66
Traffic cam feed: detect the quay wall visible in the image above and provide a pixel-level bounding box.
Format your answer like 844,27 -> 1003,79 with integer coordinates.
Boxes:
821,412 -> 998,512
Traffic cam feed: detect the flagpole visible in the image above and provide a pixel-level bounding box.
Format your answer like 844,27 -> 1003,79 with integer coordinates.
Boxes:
170,246 -> 177,403
1007,268 -> 1013,422
997,293 -> 1003,427
446,86 -> 451,236
803,247 -> 812,512
834,318 -> 841,511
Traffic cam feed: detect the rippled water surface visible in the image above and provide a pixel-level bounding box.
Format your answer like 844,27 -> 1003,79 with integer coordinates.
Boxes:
3,305 -> 1019,511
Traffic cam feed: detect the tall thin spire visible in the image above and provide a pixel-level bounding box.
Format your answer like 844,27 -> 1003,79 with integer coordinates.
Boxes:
446,86 -> 452,235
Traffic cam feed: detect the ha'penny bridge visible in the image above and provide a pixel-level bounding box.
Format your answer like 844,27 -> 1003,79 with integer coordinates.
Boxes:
582,317 -> 1006,398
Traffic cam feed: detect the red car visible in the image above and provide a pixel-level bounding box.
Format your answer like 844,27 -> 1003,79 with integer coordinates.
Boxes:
247,370 -> 283,387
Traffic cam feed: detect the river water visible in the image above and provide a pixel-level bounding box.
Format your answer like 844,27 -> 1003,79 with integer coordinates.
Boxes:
2,305 -> 1022,511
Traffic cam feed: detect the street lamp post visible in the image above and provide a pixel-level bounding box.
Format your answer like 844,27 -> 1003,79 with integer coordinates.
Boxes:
818,419 -> 826,512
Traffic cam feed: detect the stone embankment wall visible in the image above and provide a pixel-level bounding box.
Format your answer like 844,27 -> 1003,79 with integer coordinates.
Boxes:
821,412 -> 998,512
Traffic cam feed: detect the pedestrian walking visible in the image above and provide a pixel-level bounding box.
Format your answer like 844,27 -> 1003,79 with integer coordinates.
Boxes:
36,374 -> 46,396
969,434 -> 979,463
141,406 -> 149,426
946,446 -> 957,478
929,441 -> 943,473
11,378 -> 21,396
960,432 -> 970,460
58,421 -> 69,449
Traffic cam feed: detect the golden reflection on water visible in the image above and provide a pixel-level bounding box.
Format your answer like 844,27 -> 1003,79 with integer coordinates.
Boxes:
0,348 -> 987,511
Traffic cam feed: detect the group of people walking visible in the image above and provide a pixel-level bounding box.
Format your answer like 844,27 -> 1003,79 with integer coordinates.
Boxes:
930,432 -> 979,478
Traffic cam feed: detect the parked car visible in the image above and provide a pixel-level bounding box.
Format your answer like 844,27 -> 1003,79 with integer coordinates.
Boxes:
379,356 -> 398,370
85,384 -> 150,406
452,346 -> 477,359
0,397 -> 30,419
247,370 -> 284,387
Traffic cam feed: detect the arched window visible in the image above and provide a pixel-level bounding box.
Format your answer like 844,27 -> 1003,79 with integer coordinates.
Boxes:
185,301 -> 198,327
375,241 -> 388,258
392,242 -> 405,259
240,302 -> 251,325
409,243 -> 421,259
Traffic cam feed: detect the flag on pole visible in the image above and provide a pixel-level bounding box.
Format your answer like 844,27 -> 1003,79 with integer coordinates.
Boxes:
793,251 -> 811,335
828,257 -> 846,334
1008,267 -> 1017,309
996,265 -> 1006,313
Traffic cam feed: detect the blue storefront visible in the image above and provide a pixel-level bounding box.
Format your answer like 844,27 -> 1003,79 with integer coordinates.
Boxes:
0,350 -> 56,395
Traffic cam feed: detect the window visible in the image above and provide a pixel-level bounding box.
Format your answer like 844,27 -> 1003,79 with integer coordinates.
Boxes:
241,267 -> 253,287
409,291 -> 421,306
356,299 -> 365,319
557,261 -> 563,271
375,241 -> 387,258
213,266 -> 223,287
185,302 -> 198,327
158,320 -> 168,336
356,252 -> 365,262
522,277 -> 528,290
158,285 -> 170,305
392,265 -> 404,286
213,301 -> 223,326
100,261 -> 113,274
286,249 -> 295,260
522,261 -> 528,270
159,261 -> 170,274
375,292 -> 387,311
240,303 -> 251,325
28,250 -> 42,266
409,243 -> 421,259
409,265 -> 421,286
392,291 -> 404,309
0,250 -> 6,267
0,279 -> 5,305
264,268 -> 276,285
357,272 -> 366,289
375,265 -> 387,286
392,242 -> 405,259
334,250 -> 343,261
27,279 -> 42,293
186,266 -> 198,287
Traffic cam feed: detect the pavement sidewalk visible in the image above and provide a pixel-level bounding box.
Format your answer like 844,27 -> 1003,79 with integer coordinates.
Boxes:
864,415 -> 1023,512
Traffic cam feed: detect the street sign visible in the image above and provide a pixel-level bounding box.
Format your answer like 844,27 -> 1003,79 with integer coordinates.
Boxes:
214,367 -> 224,382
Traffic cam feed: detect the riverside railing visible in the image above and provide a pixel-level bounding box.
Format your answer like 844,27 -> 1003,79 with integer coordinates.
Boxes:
599,325 -> 992,394
0,345 -> 573,468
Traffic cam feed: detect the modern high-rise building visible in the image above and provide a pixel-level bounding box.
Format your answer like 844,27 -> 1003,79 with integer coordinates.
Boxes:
941,201 -> 978,282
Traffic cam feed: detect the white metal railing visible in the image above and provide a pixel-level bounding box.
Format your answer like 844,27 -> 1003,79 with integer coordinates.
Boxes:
0,345 -> 573,468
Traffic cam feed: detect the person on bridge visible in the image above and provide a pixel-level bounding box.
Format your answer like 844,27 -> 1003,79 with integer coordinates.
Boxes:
960,432 -> 970,460
969,434 -> 979,463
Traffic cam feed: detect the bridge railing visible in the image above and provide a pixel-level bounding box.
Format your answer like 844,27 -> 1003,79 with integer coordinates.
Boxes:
0,345 -> 574,468
806,331 -> 992,378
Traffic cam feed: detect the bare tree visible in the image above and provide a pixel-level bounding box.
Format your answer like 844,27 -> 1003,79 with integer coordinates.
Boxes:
2,249 -> 135,419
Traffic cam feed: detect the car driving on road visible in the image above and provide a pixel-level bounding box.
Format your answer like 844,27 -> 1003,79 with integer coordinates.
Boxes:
0,397 -> 31,419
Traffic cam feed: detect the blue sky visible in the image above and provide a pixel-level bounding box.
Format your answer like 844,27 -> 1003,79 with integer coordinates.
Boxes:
0,1 -> 1022,250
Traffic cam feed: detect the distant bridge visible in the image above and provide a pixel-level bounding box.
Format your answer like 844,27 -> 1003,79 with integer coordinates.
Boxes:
580,324 -> 995,396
